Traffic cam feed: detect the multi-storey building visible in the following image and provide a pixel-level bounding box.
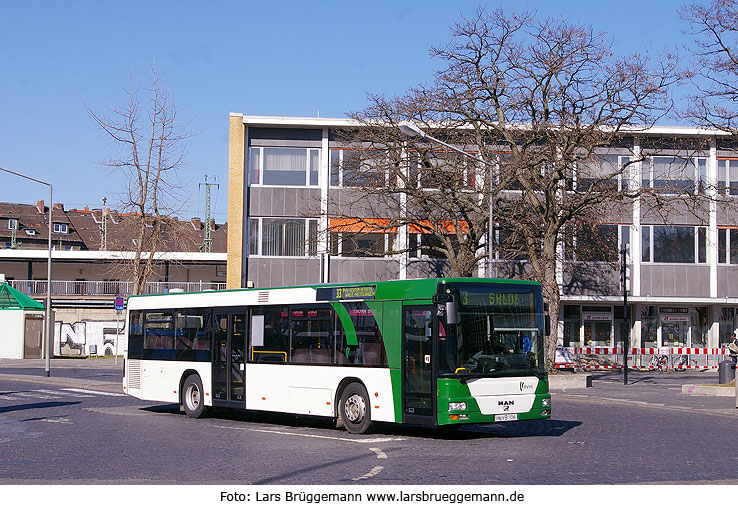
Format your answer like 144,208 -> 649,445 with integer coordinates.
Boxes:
0,201 -> 228,356
227,114 -> 738,353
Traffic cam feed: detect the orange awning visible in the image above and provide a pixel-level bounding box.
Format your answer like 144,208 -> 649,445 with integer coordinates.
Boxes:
329,218 -> 398,234
408,220 -> 470,235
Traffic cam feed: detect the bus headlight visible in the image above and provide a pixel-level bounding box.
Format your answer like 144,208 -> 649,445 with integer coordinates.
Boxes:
541,398 -> 551,407
449,402 -> 467,411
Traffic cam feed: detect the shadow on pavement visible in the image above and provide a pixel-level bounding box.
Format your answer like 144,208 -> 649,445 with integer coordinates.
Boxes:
138,403 -> 581,440
0,401 -> 81,414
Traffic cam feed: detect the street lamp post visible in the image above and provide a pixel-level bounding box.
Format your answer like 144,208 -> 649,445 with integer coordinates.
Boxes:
398,121 -> 495,277
0,166 -> 53,377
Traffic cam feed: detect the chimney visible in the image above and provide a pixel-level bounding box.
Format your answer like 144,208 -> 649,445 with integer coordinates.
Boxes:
36,200 -> 44,213
210,219 -> 216,231
53,203 -> 64,210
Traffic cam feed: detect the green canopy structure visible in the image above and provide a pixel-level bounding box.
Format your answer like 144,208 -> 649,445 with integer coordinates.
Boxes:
0,283 -> 44,310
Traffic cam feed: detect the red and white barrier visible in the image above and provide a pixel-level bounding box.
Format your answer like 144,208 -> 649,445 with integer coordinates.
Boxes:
554,346 -> 732,370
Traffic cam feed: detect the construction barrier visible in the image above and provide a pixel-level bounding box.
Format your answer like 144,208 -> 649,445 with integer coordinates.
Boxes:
554,346 -> 733,371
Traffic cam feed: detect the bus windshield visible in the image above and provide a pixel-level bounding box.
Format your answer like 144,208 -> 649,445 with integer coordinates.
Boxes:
438,283 -> 546,378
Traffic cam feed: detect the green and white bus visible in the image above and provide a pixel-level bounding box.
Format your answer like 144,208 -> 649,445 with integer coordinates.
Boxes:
123,278 -> 551,434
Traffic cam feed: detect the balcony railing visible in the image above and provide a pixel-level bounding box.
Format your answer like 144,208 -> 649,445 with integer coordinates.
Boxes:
9,279 -> 227,297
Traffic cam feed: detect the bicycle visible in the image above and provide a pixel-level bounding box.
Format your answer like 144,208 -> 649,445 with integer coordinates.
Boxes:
647,353 -> 669,371
673,353 -> 689,371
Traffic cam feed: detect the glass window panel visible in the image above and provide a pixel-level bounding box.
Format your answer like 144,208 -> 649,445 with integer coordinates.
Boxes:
578,154 -> 619,191
175,308 -> 212,361
730,161 -> 738,195
143,311 -> 175,359
731,229 -> 738,264
719,228 -> 727,264
698,158 -> 707,193
334,301 -> 387,367
308,219 -> 318,256
309,149 -> 320,186
698,227 -> 706,263
720,307 -> 735,346
339,233 -> 385,257
652,156 -> 695,193
718,160 -> 727,192
250,306 -> 289,363
653,226 -> 695,263
641,159 -> 651,189
290,306 -> 334,364
249,148 -> 261,185
261,218 -> 306,256
329,149 -> 341,186
262,148 -> 307,186
249,219 -> 259,255
574,225 -> 618,261
641,226 -> 651,262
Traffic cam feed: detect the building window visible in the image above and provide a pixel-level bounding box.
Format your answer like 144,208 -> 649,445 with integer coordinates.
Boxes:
576,154 -> 624,191
641,225 -> 706,263
718,228 -> 738,264
408,233 -> 459,259
8,219 -> 18,230
53,223 -> 68,234
717,159 -> 738,195
564,224 -> 619,262
641,156 -> 706,193
249,147 -> 320,187
331,232 -> 393,257
249,218 -> 318,257
329,148 -> 388,187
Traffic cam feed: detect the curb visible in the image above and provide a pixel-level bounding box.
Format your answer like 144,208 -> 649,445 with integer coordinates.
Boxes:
0,373 -> 123,393
549,374 -> 592,390
682,383 -> 736,397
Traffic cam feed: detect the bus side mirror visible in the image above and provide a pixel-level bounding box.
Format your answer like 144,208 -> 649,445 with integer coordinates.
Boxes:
446,301 -> 460,325
545,314 -> 551,337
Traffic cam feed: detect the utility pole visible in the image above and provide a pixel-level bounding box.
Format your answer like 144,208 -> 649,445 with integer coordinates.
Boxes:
101,197 -> 108,251
621,244 -> 630,385
200,176 -> 219,252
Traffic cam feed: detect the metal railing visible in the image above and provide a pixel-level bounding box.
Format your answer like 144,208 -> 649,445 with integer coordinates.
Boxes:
9,279 -> 227,297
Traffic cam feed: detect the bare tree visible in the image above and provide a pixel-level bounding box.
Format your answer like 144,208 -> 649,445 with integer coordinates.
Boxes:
333,8 -> 681,363
681,0 -> 738,133
88,68 -> 191,294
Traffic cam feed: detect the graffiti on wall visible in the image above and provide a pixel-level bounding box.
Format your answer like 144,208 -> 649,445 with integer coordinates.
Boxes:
54,320 -> 126,356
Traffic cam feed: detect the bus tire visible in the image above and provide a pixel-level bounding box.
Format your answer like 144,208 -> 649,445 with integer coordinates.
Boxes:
182,374 -> 206,418
339,382 -> 373,435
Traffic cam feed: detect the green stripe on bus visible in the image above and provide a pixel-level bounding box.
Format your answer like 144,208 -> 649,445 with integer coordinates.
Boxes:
331,302 -> 358,346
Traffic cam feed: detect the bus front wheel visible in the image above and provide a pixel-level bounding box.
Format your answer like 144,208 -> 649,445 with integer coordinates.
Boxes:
339,383 -> 374,434
182,374 -> 206,418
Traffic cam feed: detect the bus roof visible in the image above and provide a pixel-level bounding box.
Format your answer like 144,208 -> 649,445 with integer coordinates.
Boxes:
127,277 -> 542,306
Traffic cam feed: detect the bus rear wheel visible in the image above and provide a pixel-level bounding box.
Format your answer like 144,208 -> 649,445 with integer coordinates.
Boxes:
182,374 -> 206,418
339,383 -> 374,434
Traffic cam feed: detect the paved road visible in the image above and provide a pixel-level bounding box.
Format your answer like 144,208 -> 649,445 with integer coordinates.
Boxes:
0,360 -> 736,485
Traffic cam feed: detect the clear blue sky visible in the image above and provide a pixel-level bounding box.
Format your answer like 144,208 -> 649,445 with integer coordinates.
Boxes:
0,0 -> 697,223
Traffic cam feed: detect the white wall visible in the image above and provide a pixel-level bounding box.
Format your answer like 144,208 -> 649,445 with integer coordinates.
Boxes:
0,310 -> 25,359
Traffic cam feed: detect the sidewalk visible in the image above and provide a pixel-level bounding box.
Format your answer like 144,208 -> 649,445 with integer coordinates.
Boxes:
553,370 -> 738,417
0,358 -> 123,393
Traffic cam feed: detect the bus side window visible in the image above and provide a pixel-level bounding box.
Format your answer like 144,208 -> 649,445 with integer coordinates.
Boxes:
250,306 -> 289,363
128,310 -> 144,359
334,301 -> 388,367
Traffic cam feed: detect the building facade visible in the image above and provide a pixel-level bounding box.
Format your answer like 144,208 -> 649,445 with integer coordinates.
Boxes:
226,114 -> 738,352
0,201 -> 228,356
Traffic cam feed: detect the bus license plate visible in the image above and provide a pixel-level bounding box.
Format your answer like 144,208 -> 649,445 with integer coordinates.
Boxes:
495,413 -> 518,422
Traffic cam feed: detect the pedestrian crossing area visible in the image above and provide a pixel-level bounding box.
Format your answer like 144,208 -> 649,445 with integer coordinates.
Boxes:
0,387 -> 125,401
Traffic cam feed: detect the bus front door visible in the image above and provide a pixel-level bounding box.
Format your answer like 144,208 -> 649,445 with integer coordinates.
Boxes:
402,306 -> 436,425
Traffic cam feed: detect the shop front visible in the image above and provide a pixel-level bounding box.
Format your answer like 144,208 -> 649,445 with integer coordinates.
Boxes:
639,306 -> 708,349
